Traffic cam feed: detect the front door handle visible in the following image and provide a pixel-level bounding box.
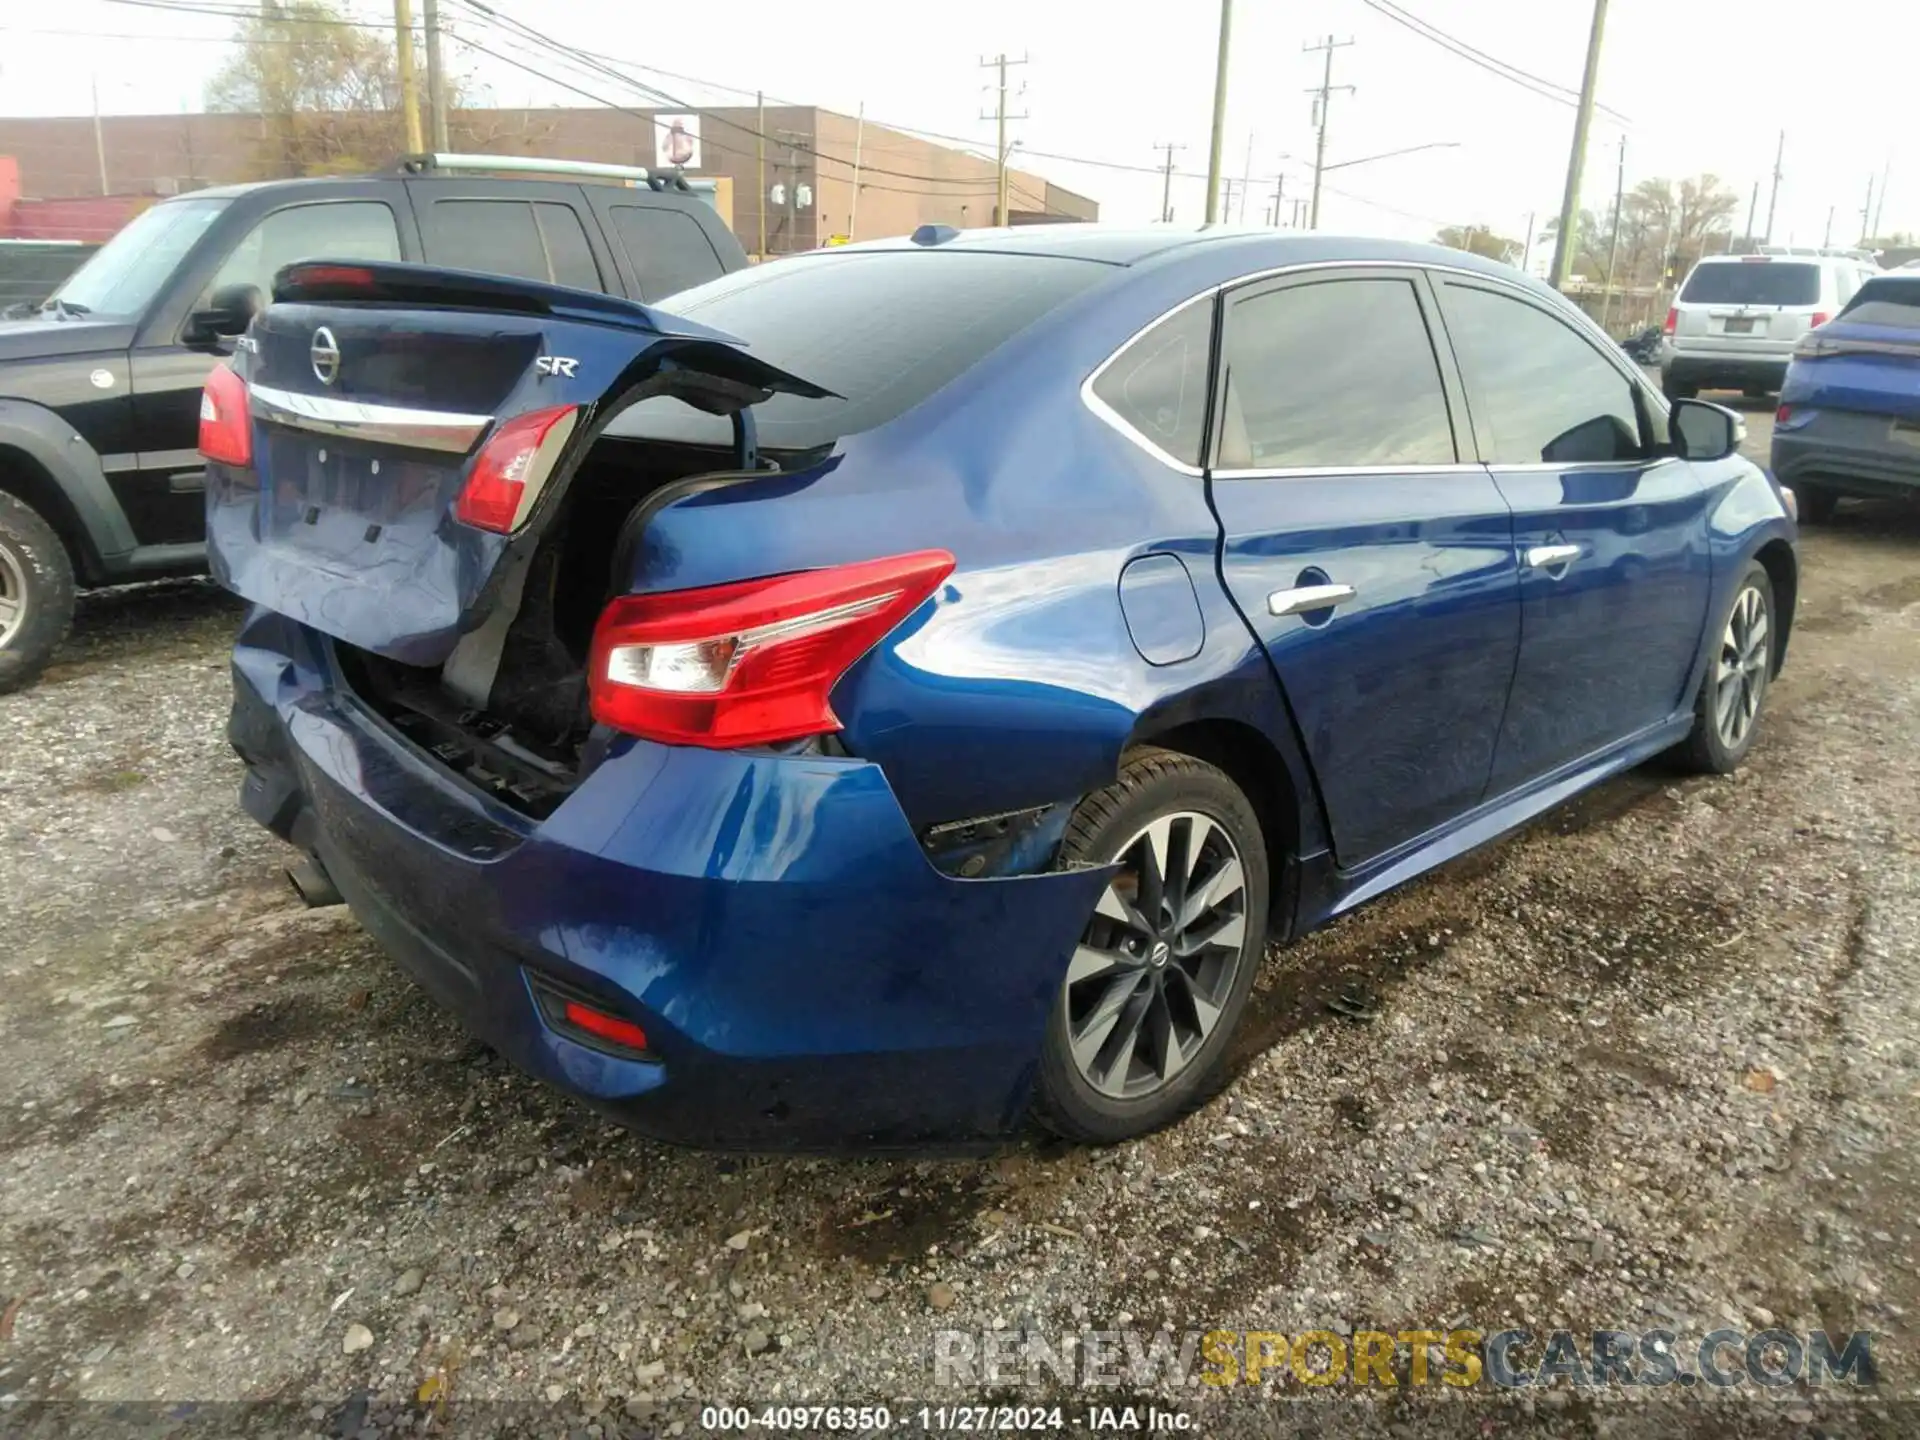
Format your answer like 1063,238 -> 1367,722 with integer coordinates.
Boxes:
1524,543 -> 1582,570
1268,582 -> 1357,617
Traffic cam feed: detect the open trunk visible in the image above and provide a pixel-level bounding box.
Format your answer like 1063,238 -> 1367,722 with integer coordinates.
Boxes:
206,260 -> 829,816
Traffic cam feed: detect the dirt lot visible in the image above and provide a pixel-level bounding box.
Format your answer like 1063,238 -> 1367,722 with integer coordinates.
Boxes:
5,411 -> 1919,1435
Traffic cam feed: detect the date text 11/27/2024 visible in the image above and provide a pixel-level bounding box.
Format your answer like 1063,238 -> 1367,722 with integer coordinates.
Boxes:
699,1406 -> 1192,1432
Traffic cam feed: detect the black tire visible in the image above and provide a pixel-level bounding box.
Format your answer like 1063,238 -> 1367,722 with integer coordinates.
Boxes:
1662,376 -> 1698,401
1032,747 -> 1270,1145
1675,560 -> 1774,775
0,491 -> 76,696
1793,483 -> 1839,524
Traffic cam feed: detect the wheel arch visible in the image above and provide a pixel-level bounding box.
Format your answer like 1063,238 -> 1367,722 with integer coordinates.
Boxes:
1752,537 -> 1796,675
1125,714 -> 1304,936
0,401 -> 140,582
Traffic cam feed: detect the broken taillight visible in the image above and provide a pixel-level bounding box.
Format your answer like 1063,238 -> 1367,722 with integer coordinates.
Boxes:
455,404 -> 578,533
197,363 -> 252,467
587,550 -> 956,748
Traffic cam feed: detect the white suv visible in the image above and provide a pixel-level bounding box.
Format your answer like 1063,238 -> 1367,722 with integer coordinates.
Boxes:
1661,249 -> 1879,400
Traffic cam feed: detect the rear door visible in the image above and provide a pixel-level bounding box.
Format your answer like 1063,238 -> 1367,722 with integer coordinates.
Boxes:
1434,275 -> 1713,792
205,262 -> 828,665
1206,267 -> 1519,867
126,194 -> 406,547
409,183 -> 618,295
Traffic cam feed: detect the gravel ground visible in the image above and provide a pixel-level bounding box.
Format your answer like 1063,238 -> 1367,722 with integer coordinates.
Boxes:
5,413 -> 1919,1435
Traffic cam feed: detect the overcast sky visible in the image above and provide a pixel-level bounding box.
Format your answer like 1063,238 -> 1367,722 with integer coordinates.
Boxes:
3,0 -> 1914,252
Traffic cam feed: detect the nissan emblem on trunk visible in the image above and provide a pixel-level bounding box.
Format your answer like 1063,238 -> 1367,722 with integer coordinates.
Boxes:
310,327 -> 341,386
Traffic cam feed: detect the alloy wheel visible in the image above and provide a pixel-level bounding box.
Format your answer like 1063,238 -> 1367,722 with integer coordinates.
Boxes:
1065,811 -> 1249,1100
1714,583 -> 1770,750
0,542 -> 27,651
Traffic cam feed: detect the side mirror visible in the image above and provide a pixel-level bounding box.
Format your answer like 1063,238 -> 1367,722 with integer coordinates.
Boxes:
185,283 -> 263,345
1670,397 -> 1744,462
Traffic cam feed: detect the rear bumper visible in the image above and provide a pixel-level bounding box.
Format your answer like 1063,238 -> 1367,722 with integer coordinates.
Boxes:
1663,352 -> 1789,391
1770,413 -> 1920,499
228,608 -> 1109,1151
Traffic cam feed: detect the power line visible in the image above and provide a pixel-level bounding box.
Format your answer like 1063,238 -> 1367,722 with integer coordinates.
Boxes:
1359,0 -> 1630,124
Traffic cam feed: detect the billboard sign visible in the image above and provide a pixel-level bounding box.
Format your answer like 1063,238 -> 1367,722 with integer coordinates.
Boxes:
653,114 -> 702,171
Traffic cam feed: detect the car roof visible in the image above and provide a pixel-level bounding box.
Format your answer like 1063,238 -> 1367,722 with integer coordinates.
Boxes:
168,174 -> 707,203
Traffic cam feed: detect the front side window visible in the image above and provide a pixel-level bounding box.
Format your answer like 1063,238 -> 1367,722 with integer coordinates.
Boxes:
1217,277 -> 1456,470
50,198 -> 228,317
1442,283 -> 1646,466
1090,299 -> 1212,468
207,201 -> 400,305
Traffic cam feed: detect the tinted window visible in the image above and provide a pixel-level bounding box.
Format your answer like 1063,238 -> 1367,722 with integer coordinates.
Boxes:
1443,283 -> 1644,465
607,205 -> 725,300
1679,261 -> 1820,306
1840,275 -> 1920,328
605,251 -> 1108,450
54,198 -> 227,317
1217,277 -> 1455,469
535,203 -> 601,291
209,201 -> 400,307
1091,300 -> 1212,467
422,200 -> 605,290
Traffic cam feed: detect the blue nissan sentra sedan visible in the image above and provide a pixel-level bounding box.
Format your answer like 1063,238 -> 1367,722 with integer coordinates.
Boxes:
199,227 -> 1798,1150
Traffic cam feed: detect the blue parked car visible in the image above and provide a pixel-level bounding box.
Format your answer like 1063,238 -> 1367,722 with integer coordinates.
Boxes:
202,229 -> 1798,1149
1773,271 -> 1920,522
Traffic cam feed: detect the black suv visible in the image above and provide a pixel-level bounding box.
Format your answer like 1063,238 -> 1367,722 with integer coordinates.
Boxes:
0,167 -> 746,692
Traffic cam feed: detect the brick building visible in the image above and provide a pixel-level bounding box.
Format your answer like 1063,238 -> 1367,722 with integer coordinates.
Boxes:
0,105 -> 1098,253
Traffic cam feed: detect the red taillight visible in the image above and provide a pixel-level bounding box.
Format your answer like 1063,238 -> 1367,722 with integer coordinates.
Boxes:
588,549 -> 956,748
1810,312 -> 1830,328
1776,403 -> 1793,424
197,363 -> 251,466
1662,307 -> 1677,336
561,1000 -> 649,1053
455,404 -> 578,533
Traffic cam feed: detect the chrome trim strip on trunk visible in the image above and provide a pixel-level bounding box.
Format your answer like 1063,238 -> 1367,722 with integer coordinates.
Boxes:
248,383 -> 493,455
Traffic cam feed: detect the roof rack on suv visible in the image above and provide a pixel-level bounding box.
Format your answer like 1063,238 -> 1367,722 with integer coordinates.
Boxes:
399,152 -> 717,198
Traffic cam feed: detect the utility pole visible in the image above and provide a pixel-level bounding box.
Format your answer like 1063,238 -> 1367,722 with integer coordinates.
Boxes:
1238,132 -> 1255,224
1599,136 -> 1625,331
1154,142 -> 1186,223
1304,35 -> 1355,230
848,102 -> 866,243
1859,175 -> 1875,246
1269,173 -> 1286,227
755,92 -> 766,259
1743,180 -> 1758,250
1521,211 -> 1536,272
1222,177 -> 1237,222
1822,205 -> 1835,249
1872,160 -> 1890,239
774,128 -> 808,252
393,0 -> 424,156
1204,0 -> 1234,223
1548,0 -> 1608,291
90,75 -> 108,195
979,53 -> 1028,226
421,0 -> 450,152
1763,130 -> 1784,244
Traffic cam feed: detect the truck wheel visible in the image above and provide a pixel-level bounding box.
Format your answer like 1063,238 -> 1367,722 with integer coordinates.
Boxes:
0,491 -> 77,695
1662,375 -> 1698,401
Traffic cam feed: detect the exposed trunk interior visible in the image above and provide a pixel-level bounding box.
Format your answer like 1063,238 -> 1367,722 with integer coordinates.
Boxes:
334,435 -> 772,818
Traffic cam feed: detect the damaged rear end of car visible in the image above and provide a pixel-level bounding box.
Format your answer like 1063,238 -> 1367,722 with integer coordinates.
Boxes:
209,258 -> 1110,1151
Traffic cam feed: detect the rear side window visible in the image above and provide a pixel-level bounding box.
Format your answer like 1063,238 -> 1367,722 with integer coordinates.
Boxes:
608,205 -> 725,301
1442,283 -> 1645,466
421,200 -> 604,291
1217,277 -> 1456,470
606,251 -> 1109,450
1090,300 -> 1213,467
1679,261 -> 1820,306
1839,276 -> 1920,328
208,201 -> 400,306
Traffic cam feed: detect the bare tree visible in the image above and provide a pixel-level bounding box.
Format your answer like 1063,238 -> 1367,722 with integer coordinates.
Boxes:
1434,224 -> 1524,265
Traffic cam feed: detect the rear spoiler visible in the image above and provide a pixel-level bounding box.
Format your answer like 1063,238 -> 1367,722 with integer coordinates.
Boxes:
270,259 -> 743,344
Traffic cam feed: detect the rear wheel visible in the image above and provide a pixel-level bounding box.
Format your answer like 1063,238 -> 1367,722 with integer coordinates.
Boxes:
1676,560 -> 1774,775
1793,483 -> 1839,524
1662,374 -> 1698,401
0,491 -> 76,696
1033,748 -> 1269,1144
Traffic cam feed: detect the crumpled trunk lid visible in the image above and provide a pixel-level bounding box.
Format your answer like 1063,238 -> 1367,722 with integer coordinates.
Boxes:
206,260 -> 828,667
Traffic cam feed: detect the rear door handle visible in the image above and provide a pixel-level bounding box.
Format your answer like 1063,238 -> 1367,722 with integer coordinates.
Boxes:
1524,543 -> 1582,570
1268,582 -> 1357,617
